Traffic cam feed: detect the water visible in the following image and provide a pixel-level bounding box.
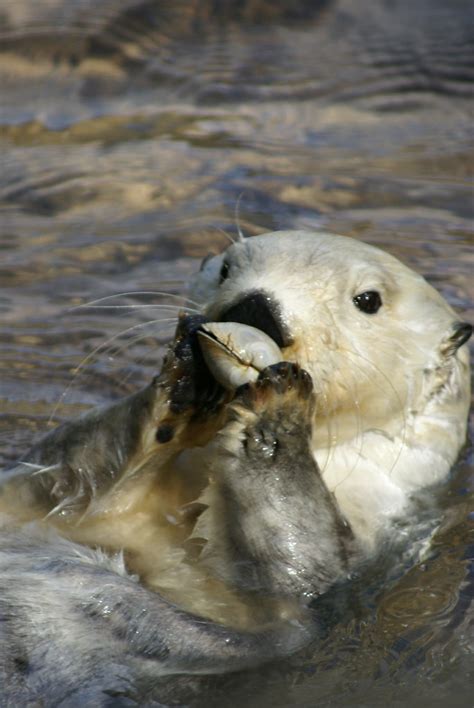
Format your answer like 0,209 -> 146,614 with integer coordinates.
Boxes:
0,1 -> 472,705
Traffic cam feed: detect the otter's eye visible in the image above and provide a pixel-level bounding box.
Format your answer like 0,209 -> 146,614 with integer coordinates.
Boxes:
353,291 -> 382,314
219,260 -> 230,284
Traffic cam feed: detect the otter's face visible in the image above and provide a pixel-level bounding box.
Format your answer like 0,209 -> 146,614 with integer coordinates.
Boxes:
192,231 -> 471,447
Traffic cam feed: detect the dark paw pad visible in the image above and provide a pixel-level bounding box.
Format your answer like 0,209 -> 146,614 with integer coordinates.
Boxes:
237,362 -> 313,409
257,362 -> 313,397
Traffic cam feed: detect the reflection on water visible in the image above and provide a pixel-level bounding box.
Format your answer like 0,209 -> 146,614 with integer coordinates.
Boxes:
0,0 -> 472,705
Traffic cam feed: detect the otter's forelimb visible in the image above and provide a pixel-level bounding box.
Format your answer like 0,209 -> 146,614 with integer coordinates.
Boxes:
2,315 -> 225,520
197,362 -> 355,601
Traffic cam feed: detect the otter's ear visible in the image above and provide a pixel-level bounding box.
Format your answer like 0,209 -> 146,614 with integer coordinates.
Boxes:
441,321 -> 472,356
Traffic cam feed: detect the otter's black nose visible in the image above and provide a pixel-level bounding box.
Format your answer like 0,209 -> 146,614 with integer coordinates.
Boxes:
219,290 -> 292,349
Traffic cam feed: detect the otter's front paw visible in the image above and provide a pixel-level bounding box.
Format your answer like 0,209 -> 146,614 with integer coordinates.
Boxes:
156,313 -> 227,416
222,362 -> 315,464
152,313 -> 230,447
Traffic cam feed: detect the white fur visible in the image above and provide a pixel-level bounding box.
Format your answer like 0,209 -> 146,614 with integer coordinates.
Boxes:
193,231 -> 471,549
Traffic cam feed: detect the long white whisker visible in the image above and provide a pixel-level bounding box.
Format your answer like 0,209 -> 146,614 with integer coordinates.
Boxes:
216,228 -> 236,246
316,387 -> 333,476
116,339 -> 173,388
15,462 -> 45,470
317,304 -> 364,486
105,326 -> 175,380
329,379 -> 363,495
297,332 -> 334,476
48,317 -> 178,425
67,291 -> 203,311
75,304 -> 199,312
234,193 -> 246,242
341,346 -> 408,479
31,464 -> 60,476
4,462 -> 60,481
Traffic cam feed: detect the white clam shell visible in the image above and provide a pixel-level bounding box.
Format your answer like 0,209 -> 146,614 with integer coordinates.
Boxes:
198,322 -> 282,390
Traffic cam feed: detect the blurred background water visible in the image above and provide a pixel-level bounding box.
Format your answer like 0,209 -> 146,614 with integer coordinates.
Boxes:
0,1 -> 472,705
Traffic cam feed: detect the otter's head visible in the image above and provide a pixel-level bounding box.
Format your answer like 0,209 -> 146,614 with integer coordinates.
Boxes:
192,231 -> 471,453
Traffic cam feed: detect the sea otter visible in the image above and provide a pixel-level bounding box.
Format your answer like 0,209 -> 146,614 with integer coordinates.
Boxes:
0,230 -> 470,704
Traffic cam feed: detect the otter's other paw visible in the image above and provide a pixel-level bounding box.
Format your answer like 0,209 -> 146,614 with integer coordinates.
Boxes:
157,313 -> 213,413
153,313 -> 230,447
204,363 -> 348,599
156,313 -> 228,416
223,362 -> 315,464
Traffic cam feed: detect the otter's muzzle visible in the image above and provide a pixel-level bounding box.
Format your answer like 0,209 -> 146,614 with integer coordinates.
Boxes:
218,290 -> 293,349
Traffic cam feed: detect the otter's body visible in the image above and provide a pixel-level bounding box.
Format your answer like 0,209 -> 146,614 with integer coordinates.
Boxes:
0,351 -> 347,703
0,231 -> 470,703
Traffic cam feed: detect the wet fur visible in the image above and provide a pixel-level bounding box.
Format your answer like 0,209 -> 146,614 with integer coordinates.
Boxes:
0,230 -> 470,703
0,322 -> 347,703
195,364 -> 354,598
0,527 -> 311,705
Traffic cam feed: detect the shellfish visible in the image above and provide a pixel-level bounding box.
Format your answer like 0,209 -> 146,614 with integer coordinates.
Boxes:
197,322 -> 283,390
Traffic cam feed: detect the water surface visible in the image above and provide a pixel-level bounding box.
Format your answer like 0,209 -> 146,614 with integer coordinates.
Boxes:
0,1 -> 472,705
